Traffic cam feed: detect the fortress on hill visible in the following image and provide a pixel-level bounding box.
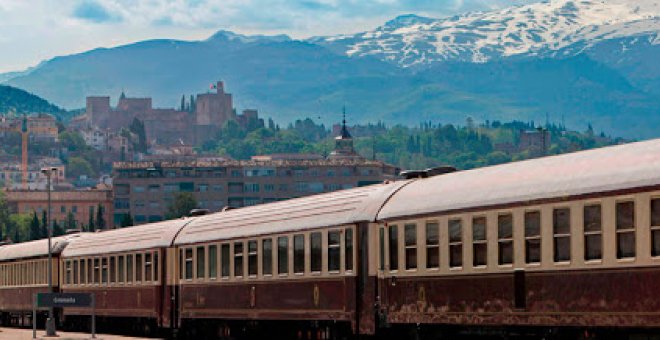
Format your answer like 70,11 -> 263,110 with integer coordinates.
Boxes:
81,81 -> 262,145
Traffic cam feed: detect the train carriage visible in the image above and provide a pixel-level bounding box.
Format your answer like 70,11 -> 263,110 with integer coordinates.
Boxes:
172,181 -> 409,338
373,139 -> 660,336
59,218 -> 193,334
0,235 -> 81,327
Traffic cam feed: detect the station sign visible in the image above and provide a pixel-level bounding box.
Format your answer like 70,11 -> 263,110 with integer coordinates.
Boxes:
37,293 -> 93,308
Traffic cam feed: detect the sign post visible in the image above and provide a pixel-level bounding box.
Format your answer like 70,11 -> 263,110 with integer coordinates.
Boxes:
34,293 -> 95,339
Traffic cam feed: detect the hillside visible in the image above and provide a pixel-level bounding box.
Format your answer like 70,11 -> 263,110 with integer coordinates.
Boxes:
1,0 -> 659,138
0,85 -> 65,115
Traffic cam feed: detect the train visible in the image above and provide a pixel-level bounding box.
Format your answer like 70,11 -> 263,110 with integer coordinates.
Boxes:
1,138 -> 659,339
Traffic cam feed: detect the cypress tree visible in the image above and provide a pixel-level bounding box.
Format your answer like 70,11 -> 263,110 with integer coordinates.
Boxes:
30,211 -> 40,240
95,204 -> 105,230
40,210 -> 48,238
180,95 -> 186,111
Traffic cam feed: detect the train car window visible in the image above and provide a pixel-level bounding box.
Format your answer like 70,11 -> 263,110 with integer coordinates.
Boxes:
498,214 -> 514,265
426,223 -> 440,269
553,208 -> 571,262
248,240 -> 258,277
234,242 -> 244,278
184,249 -> 193,280
221,244 -> 230,278
449,219 -> 463,268
584,204 -> 602,261
101,258 -> 108,284
127,255 -> 134,283
524,211 -> 541,264
388,226 -> 399,271
80,259 -> 86,284
179,249 -> 184,280
110,257 -> 116,283
118,256 -> 125,283
94,258 -> 100,284
345,228 -> 354,272
328,231 -> 341,272
145,253 -> 153,282
65,261 -> 72,284
278,237 -> 289,275
379,228 -> 385,271
294,234 -> 305,274
616,201 -> 636,259
405,224 -> 417,270
196,247 -> 205,279
88,258 -> 94,284
311,233 -> 322,273
209,245 -> 218,279
73,260 -> 79,285
136,254 -> 143,282
473,217 -> 487,267
263,239 -> 273,276
154,252 -> 159,282
652,199 -> 660,257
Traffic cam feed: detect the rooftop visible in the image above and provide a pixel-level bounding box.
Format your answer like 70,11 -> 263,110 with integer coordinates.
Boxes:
113,158 -> 396,169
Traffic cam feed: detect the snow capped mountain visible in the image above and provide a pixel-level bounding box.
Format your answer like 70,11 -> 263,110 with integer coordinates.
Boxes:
312,0 -> 660,67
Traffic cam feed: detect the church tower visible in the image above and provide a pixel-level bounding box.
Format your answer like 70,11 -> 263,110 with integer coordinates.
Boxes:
328,107 -> 362,160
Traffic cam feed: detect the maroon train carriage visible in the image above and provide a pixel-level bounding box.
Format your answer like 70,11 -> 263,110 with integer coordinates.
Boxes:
58,218 -> 194,335
172,181 -> 409,339
0,234 -> 82,328
372,138 -> 660,338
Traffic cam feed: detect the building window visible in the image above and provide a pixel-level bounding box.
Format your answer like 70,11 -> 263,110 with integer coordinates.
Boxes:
426,222 -> 439,269
584,204 -> 602,261
184,249 -> 193,280
221,244 -> 230,278
148,184 -> 160,192
525,211 -> 541,264
616,201 -> 636,259
164,184 -> 178,192
294,234 -> 305,274
248,241 -> 258,277
472,217 -> 487,267
328,231 -> 340,272
198,184 -> 208,192
212,184 -> 223,192
388,225 -> 399,271
498,214 -> 513,265
278,236 -> 288,275
404,224 -> 417,270
652,199 -> 660,257
264,184 -> 275,192
311,232 -> 322,273
345,229 -> 354,271
244,183 -> 260,193
553,208 -> 571,262
449,219 -> 463,268
72,205 -> 78,214
209,245 -> 217,279
196,247 -> 205,279
234,242 -> 244,277
179,182 -> 194,192
262,239 -> 272,276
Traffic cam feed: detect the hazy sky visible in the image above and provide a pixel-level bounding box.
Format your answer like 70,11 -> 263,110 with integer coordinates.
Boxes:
0,0 -> 540,73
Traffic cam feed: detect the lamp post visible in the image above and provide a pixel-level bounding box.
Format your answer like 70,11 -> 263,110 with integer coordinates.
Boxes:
41,167 -> 58,337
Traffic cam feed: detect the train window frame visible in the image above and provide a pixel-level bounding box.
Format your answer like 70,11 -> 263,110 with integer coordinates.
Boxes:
404,223 -> 418,271
388,225 -> 399,272
196,246 -> 205,280
73,259 -> 79,285
328,230 -> 341,273
209,245 -> 218,279
345,228 -> 354,273
184,248 -> 193,281
449,218 -> 463,269
616,200 -> 636,260
248,240 -> 258,278
425,222 -> 440,270
472,216 -> 487,268
553,207 -> 571,263
310,232 -> 322,274
118,255 -> 125,283
379,227 -> 385,272
278,236 -> 289,276
65,260 -> 72,285
234,241 -> 244,279
127,254 -> 134,283
294,234 -> 305,275
262,238 -> 273,277
584,203 -> 603,262
135,253 -> 143,283
110,256 -> 116,284
651,197 -> 660,257
94,258 -> 101,284
145,252 -> 153,282
221,243 -> 230,279
498,213 -> 514,266
524,211 -> 541,265
154,252 -> 159,283
101,257 -> 108,284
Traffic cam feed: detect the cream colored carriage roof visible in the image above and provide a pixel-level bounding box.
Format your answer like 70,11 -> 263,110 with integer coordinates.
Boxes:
378,139 -> 660,220
174,181 -> 410,246
0,234 -> 84,262
62,218 -> 194,258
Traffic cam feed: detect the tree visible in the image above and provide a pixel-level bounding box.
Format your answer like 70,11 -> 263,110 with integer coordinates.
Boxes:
120,213 -> 134,228
129,118 -> 148,153
165,193 -> 198,220
88,211 -> 95,232
53,221 -> 64,237
189,95 -> 196,112
65,211 -> 76,229
30,211 -> 40,240
67,157 -> 95,179
0,191 -> 10,241
95,204 -> 105,230
180,95 -> 186,111
41,210 -> 48,238
59,131 -> 87,152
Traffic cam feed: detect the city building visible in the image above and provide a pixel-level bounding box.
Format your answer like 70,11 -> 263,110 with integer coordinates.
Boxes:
0,113 -> 58,143
0,157 -> 65,189
4,186 -> 114,229
111,125 -> 399,225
